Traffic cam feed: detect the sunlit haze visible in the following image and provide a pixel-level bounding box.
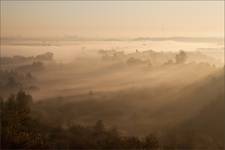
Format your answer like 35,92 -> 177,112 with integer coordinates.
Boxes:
1,1 -> 224,38
0,1 -> 225,149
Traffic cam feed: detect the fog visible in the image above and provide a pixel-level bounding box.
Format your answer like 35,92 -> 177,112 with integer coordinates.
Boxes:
2,40 -> 224,63
0,37 -> 224,150
1,0 -> 224,148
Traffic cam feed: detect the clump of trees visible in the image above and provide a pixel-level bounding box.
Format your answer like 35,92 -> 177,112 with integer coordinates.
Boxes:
1,91 -> 159,149
0,70 -> 38,98
17,61 -> 44,72
1,52 -> 54,65
98,49 -> 124,61
126,57 -> 144,65
1,91 -> 45,149
1,88 -> 223,149
36,52 -> 54,61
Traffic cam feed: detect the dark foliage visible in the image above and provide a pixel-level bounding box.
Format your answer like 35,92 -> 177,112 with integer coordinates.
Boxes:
1,91 -> 159,149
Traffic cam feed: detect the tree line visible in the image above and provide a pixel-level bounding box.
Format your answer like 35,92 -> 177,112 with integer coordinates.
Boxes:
0,91 -> 159,149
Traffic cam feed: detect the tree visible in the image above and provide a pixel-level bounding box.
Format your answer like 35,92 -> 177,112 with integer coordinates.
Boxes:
32,61 -> 44,70
94,120 -> 105,133
175,50 -> 187,64
36,52 -> 54,61
143,134 -> 160,149
26,72 -> 34,80
6,76 -> 21,88
123,136 -> 142,149
1,91 -> 46,149
127,57 -> 143,65
1,92 -> 163,149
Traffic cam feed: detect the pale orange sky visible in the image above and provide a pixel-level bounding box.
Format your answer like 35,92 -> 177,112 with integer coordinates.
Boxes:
1,1 -> 224,38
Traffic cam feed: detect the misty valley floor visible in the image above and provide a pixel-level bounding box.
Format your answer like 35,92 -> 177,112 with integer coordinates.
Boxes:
1,51 -> 224,149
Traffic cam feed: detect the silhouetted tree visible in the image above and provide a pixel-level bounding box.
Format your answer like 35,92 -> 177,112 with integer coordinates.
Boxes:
1,92 -> 161,149
143,134 -> 160,149
123,136 -> 142,149
6,76 -> 21,88
1,91 -> 46,149
94,120 -> 105,133
175,50 -> 187,64
36,52 -> 54,61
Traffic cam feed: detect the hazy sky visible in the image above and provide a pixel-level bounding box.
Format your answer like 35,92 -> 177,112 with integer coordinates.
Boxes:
1,1 -> 224,38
